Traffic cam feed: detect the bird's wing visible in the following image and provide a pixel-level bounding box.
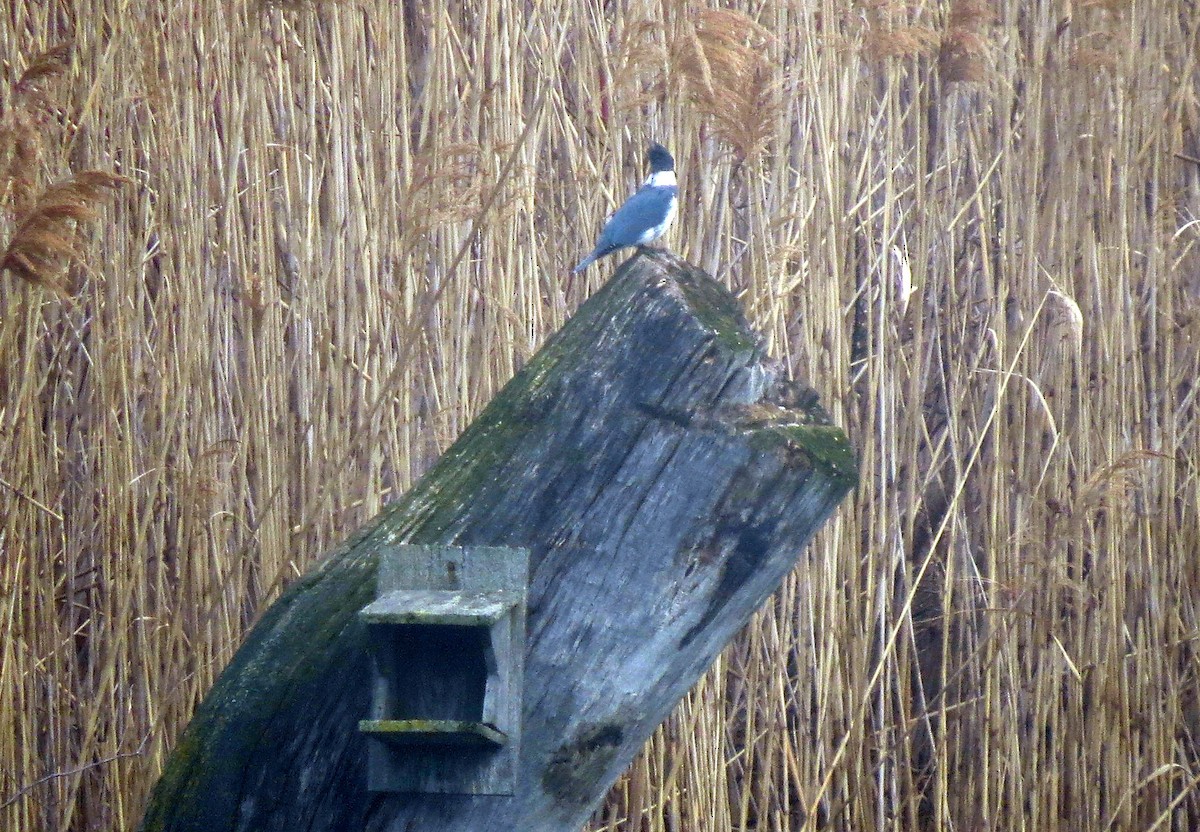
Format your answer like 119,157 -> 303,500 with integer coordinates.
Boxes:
598,186 -> 678,248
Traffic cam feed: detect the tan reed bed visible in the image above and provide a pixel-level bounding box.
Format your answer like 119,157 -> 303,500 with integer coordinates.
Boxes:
1,1 -> 1198,830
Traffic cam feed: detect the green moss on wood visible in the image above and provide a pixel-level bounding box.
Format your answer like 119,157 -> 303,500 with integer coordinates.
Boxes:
359,719 -> 507,747
634,249 -> 758,355
732,399 -> 857,486
139,523 -> 382,832
747,422 -> 858,486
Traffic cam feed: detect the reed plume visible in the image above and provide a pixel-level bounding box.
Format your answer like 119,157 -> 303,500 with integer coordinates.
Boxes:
1,171 -> 128,295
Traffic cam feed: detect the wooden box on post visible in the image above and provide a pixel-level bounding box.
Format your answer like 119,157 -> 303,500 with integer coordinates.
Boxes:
357,545 -> 528,795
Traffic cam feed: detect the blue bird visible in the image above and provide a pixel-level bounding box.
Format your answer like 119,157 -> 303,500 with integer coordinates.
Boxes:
573,143 -> 678,273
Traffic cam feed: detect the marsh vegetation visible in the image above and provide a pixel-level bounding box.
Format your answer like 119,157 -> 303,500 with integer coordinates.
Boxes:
1,1 -> 1198,830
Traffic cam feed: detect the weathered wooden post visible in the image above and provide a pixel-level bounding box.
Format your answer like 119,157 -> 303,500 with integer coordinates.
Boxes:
139,250 -> 856,832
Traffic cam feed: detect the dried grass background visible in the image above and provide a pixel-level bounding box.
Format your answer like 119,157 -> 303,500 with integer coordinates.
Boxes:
2,0 -> 1199,830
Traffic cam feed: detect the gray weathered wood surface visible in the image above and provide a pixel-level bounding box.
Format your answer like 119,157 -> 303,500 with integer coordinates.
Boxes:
358,590 -> 516,627
360,545 -> 527,795
139,249 -> 857,832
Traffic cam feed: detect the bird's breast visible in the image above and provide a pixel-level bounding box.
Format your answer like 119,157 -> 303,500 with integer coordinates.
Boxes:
635,193 -> 677,244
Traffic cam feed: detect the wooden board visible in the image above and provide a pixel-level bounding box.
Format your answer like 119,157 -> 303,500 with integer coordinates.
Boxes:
358,720 -> 508,748
359,590 -> 517,626
360,545 -> 527,794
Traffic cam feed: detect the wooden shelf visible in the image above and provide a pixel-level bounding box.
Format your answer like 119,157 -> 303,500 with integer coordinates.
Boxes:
359,590 -> 518,627
358,719 -> 508,748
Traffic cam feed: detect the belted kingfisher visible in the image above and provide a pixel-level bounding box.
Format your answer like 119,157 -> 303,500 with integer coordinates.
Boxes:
573,143 -> 678,273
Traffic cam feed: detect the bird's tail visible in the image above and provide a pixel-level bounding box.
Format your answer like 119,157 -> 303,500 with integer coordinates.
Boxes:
572,251 -> 598,274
